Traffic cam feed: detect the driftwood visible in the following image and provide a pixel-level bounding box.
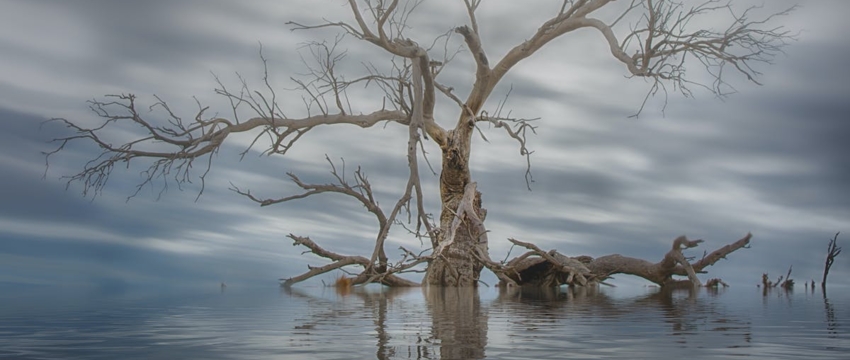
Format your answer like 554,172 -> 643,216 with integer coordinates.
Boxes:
502,233 -> 751,288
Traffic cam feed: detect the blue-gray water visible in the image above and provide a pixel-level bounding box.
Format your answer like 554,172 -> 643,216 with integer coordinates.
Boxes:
0,284 -> 847,359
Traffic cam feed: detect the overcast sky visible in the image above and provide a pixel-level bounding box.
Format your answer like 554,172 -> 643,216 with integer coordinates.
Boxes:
1,0 -> 848,291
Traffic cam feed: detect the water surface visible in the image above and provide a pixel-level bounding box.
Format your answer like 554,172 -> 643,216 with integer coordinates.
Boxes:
0,285 -> 847,359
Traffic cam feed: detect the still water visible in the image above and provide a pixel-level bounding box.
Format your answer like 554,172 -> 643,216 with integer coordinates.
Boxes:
0,284 -> 847,359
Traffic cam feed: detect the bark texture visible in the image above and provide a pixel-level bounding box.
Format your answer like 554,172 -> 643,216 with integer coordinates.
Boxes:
425,123 -> 486,286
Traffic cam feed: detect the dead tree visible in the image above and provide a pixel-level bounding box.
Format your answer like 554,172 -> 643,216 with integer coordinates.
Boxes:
822,232 -> 842,288
782,265 -> 795,289
45,1 -> 796,287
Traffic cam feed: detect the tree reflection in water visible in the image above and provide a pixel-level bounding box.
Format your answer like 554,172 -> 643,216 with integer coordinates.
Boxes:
282,285 -> 757,359
424,287 -> 488,360
497,286 -> 752,344
824,290 -> 839,338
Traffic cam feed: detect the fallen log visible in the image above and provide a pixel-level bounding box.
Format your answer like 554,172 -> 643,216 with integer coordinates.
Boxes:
502,233 -> 751,288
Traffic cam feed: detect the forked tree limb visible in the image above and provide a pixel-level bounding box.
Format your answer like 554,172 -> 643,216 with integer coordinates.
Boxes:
670,250 -> 701,287
289,0 -> 447,146
232,158 -> 394,271
688,232 -> 751,273
233,154 -> 439,280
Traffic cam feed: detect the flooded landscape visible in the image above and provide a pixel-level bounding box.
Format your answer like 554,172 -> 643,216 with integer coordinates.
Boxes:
2,1 -> 849,359
1,284 -> 846,359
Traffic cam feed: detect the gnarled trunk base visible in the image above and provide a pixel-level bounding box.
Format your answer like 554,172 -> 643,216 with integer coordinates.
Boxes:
424,182 -> 488,287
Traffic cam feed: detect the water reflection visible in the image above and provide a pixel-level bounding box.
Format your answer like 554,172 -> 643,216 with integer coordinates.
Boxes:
645,287 -> 752,343
283,286 -> 437,359
497,286 -> 752,344
824,292 -> 839,338
424,287 -> 488,360
1,285 -> 847,359
283,285 -> 760,358
286,286 -> 491,359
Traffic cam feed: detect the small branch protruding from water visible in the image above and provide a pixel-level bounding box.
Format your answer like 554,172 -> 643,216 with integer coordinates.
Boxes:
822,232 -> 842,289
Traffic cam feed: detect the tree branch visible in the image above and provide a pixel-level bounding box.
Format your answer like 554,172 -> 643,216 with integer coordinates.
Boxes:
585,1 -> 797,115
280,234 -> 371,287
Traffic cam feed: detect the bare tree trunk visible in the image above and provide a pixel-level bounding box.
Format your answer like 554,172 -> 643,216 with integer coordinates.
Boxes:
425,122 -> 488,286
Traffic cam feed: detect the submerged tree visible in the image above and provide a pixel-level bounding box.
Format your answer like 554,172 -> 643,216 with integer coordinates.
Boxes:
822,232 -> 842,289
46,1 -> 795,287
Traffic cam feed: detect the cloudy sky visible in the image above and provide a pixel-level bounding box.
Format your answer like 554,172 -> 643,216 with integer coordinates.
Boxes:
1,0 -> 848,291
